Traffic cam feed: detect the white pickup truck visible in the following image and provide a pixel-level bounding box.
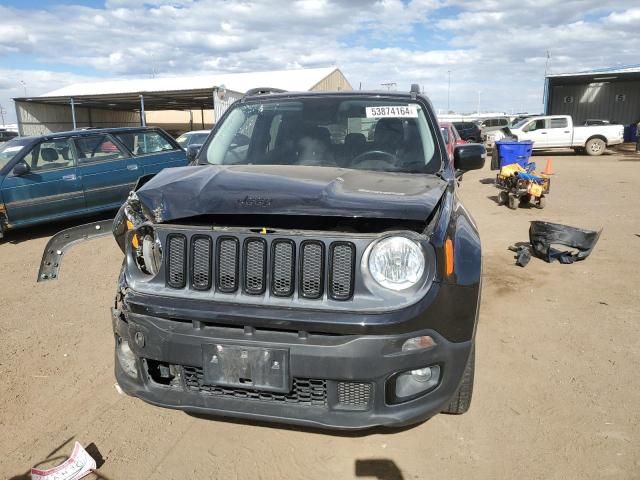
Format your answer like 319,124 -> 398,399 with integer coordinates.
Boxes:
486,115 -> 624,156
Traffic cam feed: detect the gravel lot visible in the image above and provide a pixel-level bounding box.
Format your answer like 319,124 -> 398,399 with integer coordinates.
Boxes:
1,150 -> 639,479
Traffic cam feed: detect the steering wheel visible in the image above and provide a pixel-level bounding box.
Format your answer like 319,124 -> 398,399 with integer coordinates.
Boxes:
350,150 -> 397,168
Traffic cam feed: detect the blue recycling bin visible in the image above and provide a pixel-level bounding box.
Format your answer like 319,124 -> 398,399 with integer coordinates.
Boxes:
496,140 -> 533,168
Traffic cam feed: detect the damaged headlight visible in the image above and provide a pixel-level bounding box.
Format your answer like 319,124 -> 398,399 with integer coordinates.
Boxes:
368,236 -> 425,290
133,227 -> 162,276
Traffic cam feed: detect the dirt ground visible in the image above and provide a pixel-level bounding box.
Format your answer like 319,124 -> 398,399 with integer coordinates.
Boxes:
1,149 -> 639,479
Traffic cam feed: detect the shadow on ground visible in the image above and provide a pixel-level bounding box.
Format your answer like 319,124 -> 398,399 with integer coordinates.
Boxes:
355,459 -> 404,480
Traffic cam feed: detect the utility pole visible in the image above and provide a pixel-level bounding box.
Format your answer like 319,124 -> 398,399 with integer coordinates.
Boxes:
544,50 -> 550,77
477,90 -> 481,115
19,80 -> 27,97
0,104 -> 5,126
447,70 -> 451,112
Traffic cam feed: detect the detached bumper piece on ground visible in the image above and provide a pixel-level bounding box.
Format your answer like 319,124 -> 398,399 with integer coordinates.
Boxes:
510,221 -> 602,266
529,221 -> 602,264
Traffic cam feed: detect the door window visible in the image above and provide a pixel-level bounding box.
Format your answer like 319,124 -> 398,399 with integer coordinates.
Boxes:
75,135 -> 128,164
440,127 -> 450,144
549,118 -> 568,128
114,131 -> 176,156
524,120 -> 546,132
20,139 -> 76,173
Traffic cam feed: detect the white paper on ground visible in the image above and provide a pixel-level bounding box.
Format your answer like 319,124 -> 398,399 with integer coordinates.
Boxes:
30,441 -> 96,480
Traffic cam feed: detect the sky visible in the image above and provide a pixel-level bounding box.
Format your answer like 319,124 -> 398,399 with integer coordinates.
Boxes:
1,0 -> 639,124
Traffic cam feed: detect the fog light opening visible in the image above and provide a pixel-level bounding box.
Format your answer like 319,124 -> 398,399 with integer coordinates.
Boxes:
116,336 -> 138,378
394,365 -> 440,401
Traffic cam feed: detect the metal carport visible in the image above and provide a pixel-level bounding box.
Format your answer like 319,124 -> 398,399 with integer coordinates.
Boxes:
13,67 -> 352,136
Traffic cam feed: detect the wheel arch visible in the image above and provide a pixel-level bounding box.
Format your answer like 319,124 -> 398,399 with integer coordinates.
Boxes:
585,134 -> 607,146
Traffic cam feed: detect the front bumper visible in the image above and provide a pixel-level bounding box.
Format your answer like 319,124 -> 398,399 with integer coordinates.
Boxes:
113,309 -> 473,430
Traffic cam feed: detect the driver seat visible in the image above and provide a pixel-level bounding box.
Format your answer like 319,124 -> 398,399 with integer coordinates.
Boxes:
374,118 -> 404,153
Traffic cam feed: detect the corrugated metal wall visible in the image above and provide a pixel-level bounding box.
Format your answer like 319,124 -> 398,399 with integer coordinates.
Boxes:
15,102 -> 139,136
310,69 -> 353,92
548,80 -> 640,125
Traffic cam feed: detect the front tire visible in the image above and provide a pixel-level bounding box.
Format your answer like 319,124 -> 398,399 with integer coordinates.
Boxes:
585,138 -> 606,156
442,345 -> 475,415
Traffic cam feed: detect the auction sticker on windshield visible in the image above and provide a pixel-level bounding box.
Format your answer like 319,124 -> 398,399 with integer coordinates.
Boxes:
366,105 -> 418,118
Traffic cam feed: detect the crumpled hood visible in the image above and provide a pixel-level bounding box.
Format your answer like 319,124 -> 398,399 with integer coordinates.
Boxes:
135,164 -> 448,222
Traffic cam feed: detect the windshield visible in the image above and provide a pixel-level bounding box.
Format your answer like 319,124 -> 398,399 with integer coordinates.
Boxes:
511,118 -> 531,129
0,138 -> 30,171
176,134 -> 189,147
205,97 -> 440,174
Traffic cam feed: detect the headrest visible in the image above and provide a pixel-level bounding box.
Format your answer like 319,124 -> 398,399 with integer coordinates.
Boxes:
299,125 -> 331,143
344,133 -> 366,147
374,118 -> 403,139
41,148 -> 59,162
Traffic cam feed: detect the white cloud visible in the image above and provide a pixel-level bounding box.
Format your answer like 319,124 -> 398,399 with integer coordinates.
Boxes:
0,0 -> 639,122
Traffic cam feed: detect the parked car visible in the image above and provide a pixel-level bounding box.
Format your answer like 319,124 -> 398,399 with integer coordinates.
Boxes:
43,86 -> 486,430
0,129 -> 19,144
176,130 -> 211,148
452,122 -> 481,142
488,115 -> 624,156
0,127 -> 187,237
478,117 -> 510,136
440,122 -> 467,160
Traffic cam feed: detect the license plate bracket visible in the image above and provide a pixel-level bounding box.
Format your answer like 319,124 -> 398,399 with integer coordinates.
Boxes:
202,344 -> 290,393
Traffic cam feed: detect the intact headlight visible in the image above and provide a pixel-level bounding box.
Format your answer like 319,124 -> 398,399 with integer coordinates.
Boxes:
368,236 -> 425,290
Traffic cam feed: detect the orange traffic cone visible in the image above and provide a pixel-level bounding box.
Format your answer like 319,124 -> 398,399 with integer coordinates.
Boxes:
543,158 -> 553,175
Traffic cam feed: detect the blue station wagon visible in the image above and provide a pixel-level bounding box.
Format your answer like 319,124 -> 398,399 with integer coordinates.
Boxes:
0,127 -> 187,237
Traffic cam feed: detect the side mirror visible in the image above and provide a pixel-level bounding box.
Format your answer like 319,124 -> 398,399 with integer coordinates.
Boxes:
454,144 -> 485,172
12,162 -> 30,176
186,144 -> 202,163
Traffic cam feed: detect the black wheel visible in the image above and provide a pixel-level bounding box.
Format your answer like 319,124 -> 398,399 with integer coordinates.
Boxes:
497,191 -> 508,205
507,194 -> 518,210
536,196 -> 547,209
442,345 -> 475,415
519,194 -> 532,206
585,138 -> 606,156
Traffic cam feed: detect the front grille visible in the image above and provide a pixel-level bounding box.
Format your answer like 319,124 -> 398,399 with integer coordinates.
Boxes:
217,237 -> 239,293
191,236 -> 212,290
329,243 -> 355,300
164,232 -> 356,301
183,366 -> 327,406
337,382 -> 372,409
166,235 -> 186,288
272,240 -> 295,296
244,238 -> 266,294
300,241 -> 324,298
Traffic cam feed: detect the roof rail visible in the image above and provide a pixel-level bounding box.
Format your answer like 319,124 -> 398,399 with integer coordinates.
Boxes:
245,87 -> 288,96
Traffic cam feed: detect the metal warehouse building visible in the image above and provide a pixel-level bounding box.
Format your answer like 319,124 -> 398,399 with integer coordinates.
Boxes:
12,67 -> 352,136
544,65 -> 640,140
